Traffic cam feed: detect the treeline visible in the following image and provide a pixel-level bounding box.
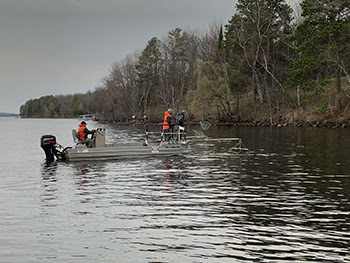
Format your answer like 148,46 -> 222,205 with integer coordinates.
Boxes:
20,0 -> 350,125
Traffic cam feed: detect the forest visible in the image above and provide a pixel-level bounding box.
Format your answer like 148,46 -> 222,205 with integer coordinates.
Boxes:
20,0 -> 350,127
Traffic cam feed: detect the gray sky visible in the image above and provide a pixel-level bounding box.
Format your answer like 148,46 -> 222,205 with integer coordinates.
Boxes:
0,0 -> 238,113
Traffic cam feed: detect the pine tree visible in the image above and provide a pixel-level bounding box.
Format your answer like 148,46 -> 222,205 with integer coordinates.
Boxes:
287,0 -> 350,110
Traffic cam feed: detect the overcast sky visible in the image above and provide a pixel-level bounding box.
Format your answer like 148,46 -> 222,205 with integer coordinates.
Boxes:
1,0 -> 300,114
0,0 -> 239,113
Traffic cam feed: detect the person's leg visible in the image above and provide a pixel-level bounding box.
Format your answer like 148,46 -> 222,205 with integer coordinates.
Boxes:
179,126 -> 185,140
164,129 -> 172,143
85,138 -> 94,148
174,126 -> 179,142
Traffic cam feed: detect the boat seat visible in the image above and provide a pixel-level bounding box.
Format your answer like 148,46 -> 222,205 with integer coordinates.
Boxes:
72,129 -> 85,145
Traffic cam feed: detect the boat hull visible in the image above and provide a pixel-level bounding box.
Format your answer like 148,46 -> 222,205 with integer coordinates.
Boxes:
65,143 -> 187,161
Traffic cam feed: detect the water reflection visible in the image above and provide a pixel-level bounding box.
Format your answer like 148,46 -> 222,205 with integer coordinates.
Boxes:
7,119 -> 350,262
40,162 -> 58,204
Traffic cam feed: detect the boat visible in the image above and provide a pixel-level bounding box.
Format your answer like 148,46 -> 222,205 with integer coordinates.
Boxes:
40,125 -> 188,162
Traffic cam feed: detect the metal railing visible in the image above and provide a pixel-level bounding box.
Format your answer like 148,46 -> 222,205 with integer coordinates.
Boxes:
144,123 -> 187,144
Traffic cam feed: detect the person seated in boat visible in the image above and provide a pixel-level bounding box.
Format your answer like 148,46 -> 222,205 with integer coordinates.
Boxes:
162,108 -> 173,143
78,121 -> 95,148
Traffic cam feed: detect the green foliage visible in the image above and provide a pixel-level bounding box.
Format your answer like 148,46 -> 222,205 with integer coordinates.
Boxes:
215,25 -> 225,63
20,94 -> 89,118
159,27 -> 196,109
225,0 -> 293,103
136,37 -> 162,114
188,61 -> 235,121
20,95 -> 61,118
187,75 -> 217,120
69,95 -> 83,117
287,0 -> 350,100
313,103 -> 330,114
72,105 -> 84,117
286,57 -> 328,92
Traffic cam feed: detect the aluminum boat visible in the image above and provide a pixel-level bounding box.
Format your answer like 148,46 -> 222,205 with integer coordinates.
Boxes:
40,125 -> 188,162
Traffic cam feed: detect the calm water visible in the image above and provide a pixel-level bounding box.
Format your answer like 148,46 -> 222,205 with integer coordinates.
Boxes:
1,117 -> 350,263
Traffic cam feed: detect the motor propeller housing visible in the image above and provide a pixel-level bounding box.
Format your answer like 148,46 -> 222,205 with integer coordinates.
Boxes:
40,135 -> 65,162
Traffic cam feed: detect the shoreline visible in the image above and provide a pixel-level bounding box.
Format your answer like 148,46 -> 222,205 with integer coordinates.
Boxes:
214,120 -> 350,128
17,116 -> 350,128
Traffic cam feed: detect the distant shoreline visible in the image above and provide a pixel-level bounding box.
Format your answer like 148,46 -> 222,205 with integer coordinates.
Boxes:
0,113 -> 20,117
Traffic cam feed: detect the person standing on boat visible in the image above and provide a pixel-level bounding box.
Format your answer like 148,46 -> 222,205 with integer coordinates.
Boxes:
78,121 -> 94,148
162,108 -> 173,143
175,110 -> 186,127
175,110 -> 186,141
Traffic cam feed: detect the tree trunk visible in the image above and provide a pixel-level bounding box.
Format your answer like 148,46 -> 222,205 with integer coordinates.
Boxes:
297,86 -> 301,107
252,74 -> 257,102
335,69 -> 342,111
267,88 -> 273,125
236,96 -> 240,122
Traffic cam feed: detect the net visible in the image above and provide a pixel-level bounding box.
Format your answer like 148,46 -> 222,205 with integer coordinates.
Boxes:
200,121 -> 211,130
192,129 -> 206,139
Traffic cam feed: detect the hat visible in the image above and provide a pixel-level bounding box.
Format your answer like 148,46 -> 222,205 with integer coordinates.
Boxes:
81,121 -> 87,125
181,110 -> 186,113
167,108 -> 173,112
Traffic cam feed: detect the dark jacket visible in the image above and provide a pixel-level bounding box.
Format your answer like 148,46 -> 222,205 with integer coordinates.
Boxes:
175,112 -> 186,126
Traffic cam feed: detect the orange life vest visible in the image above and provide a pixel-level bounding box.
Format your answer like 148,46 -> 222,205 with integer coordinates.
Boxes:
163,111 -> 172,130
78,124 -> 87,141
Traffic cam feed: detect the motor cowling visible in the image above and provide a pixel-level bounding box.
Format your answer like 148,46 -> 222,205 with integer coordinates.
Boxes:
40,135 -> 65,162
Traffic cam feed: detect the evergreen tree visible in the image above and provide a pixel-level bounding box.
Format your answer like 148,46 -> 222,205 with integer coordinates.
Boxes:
225,0 -> 293,104
215,25 -> 225,63
287,0 -> 350,110
160,28 -> 195,108
136,37 -> 162,116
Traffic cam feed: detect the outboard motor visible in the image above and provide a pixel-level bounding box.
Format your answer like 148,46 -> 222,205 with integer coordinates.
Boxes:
40,135 -> 65,162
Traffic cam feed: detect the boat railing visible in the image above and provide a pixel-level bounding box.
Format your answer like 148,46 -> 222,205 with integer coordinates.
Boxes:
144,123 -> 187,144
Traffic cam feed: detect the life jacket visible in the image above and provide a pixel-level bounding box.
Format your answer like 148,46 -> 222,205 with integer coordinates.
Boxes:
163,111 -> 172,130
78,124 -> 87,141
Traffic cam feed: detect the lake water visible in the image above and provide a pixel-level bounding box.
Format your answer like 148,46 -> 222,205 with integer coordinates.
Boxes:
1,117 -> 350,263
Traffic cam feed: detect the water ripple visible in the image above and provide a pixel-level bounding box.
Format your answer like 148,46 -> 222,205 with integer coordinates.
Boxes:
1,120 -> 350,262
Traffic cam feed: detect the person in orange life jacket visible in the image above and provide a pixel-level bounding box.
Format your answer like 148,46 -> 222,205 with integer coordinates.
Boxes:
78,121 -> 94,148
162,108 -> 173,142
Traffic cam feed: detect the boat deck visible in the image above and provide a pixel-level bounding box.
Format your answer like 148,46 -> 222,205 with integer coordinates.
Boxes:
65,142 -> 187,161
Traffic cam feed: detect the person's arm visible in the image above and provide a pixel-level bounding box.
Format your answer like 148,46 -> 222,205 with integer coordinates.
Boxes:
166,116 -> 172,125
179,114 -> 185,124
84,128 -> 92,135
